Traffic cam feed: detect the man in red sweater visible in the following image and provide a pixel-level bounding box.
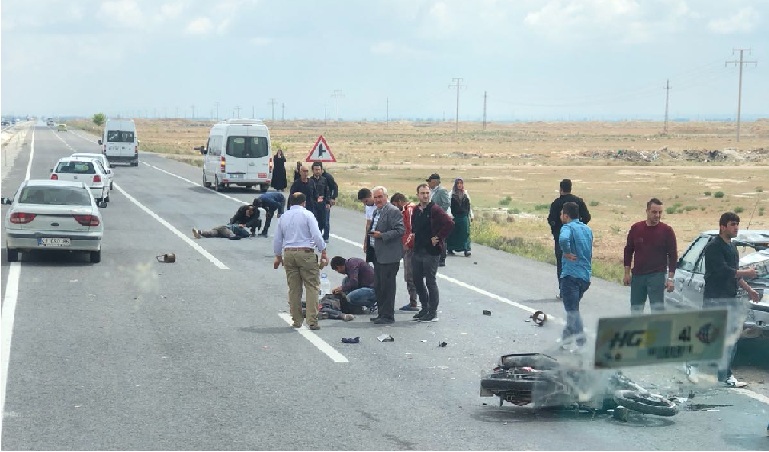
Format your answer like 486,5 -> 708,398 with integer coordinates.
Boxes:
623,198 -> 678,314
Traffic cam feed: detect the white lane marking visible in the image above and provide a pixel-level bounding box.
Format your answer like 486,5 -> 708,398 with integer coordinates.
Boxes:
734,388 -> 769,405
1,264 -> 21,419
437,273 -> 563,324
278,313 -> 348,363
2,128 -> 34,423
113,183 -> 229,270
142,162 -> 248,205
329,233 -> 563,324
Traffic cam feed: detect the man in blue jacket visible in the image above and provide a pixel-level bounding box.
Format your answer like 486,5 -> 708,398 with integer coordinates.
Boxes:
558,201 -> 593,346
253,192 -> 285,237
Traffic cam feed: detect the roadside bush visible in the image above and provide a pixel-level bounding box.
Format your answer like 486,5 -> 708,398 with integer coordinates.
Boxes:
734,206 -> 744,214
714,191 -> 725,198
589,201 -> 599,207
534,204 -> 549,211
704,191 -> 712,196
499,196 -> 512,206
756,187 -> 764,193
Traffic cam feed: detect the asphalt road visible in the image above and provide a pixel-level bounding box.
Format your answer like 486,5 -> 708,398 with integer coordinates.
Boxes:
1,124 -> 768,450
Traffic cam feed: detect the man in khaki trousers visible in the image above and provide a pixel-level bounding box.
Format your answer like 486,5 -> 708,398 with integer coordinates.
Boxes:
273,192 -> 328,330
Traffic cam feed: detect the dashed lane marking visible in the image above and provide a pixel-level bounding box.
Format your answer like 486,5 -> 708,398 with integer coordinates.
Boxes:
278,313 -> 349,363
113,183 -> 229,270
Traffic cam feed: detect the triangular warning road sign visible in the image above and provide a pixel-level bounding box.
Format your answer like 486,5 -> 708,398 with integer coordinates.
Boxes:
305,135 -> 336,163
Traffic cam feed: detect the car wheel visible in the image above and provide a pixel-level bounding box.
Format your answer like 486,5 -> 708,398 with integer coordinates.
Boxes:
260,184 -> 269,193
105,193 -> 110,202
7,248 -> 19,262
90,250 -> 101,263
110,181 -> 114,190
214,176 -> 222,192
203,172 -> 211,189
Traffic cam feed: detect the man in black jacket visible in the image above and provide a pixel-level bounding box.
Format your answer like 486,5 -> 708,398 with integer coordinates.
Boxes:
309,162 -> 331,240
320,164 -> 338,242
547,179 -> 591,298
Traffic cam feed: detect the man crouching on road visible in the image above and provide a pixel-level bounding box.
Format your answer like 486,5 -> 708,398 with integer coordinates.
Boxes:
273,192 -> 328,331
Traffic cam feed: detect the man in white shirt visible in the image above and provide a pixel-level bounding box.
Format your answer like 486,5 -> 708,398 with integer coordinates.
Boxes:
273,192 -> 328,330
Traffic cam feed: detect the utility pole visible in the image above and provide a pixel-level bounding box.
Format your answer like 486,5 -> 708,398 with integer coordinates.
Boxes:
268,98 -> 277,121
482,91 -> 487,131
191,105 -> 195,119
448,77 -> 465,133
234,105 -> 241,118
386,97 -> 389,126
214,101 -> 219,120
725,48 -> 757,142
252,105 -> 255,119
331,89 -> 344,120
663,79 -> 671,135
281,103 -> 285,121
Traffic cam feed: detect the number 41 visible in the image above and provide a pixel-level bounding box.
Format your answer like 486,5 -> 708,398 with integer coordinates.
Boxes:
678,326 -> 692,342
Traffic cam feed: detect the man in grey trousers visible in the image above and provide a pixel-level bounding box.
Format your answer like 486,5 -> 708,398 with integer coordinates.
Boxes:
368,186 -> 405,325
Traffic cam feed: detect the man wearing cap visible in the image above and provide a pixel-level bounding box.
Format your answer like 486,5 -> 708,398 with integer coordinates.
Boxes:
426,173 -> 451,267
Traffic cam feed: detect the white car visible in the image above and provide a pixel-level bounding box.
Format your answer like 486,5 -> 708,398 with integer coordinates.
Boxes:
2,180 -> 105,263
50,156 -> 111,203
70,152 -> 115,190
666,230 -> 769,340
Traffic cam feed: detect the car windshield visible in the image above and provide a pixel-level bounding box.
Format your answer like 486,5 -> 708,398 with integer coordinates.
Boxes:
107,130 -> 135,143
226,136 -> 268,158
18,186 -> 91,205
56,161 -> 95,174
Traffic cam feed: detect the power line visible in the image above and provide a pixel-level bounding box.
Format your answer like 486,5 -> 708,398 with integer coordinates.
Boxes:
268,98 -> 278,121
448,77 -> 465,132
663,79 -> 671,134
725,48 -> 757,142
331,90 -> 344,120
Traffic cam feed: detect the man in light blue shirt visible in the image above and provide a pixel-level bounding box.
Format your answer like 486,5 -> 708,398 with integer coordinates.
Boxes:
273,192 -> 328,330
558,201 -> 593,345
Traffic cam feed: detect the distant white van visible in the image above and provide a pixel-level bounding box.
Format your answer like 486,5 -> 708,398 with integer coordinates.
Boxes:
195,119 -> 273,192
98,119 -> 139,166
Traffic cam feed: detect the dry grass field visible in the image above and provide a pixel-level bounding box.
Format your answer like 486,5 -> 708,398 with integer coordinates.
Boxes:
70,118 -> 769,282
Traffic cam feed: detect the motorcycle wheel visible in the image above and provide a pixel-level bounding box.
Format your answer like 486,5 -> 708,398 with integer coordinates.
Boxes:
613,390 -> 678,417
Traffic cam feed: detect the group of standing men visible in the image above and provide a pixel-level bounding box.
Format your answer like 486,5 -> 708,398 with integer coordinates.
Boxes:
290,161 -> 338,242
349,177 -> 455,324
547,178 -> 760,387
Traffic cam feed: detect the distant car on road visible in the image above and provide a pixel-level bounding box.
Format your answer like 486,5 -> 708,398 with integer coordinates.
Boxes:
57,124 -> 68,132
98,119 -> 139,166
1,119 -> 9,126
2,179 -> 105,263
70,153 -> 115,190
50,157 -> 111,203
666,230 -> 769,340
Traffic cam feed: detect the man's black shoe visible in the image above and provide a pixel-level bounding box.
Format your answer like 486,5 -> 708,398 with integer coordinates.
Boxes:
413,309 -> 428,320
418,312 -> 437,322
438,261 -> 446,267
373,317 -> 394,325
369,317 -> 380,322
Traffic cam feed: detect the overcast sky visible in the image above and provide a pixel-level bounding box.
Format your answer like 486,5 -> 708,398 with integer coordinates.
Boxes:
2,0 -> 767,121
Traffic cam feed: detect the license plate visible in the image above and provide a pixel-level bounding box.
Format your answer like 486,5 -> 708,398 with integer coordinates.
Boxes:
38,237 -> 71,247
258,173 -> 267,178
229,173 -> 244,179
594,309 -> 727,369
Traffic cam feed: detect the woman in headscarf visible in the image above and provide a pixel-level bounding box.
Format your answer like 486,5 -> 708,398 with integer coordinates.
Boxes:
270,148 -> 287,191
446,177 -> 473,257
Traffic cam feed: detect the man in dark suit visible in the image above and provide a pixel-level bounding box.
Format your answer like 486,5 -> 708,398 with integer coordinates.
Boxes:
367,186 -> 405,324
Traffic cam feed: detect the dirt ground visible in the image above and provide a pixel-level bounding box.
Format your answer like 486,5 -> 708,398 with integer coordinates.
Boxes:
71,118 -> 769,280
